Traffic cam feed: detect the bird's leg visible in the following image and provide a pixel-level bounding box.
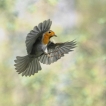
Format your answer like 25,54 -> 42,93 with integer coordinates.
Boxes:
48,52 -> 59,57
44,50 -> 63,58
48,50 -> 63,58
44,52 -> 51,57
45,50 -> 57,57
47,53 -> 51,57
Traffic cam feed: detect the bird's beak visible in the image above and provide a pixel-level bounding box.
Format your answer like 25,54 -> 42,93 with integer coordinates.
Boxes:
54,35 -> 57,37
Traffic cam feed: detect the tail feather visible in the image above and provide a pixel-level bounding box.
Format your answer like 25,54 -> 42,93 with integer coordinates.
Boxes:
15,56 -> 31,74
21,58 -> 41,76
14,55 -> 42,76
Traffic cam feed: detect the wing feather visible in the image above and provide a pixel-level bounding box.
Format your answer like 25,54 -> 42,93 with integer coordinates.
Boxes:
38,40 -> 76,64
26,19 -> 52,54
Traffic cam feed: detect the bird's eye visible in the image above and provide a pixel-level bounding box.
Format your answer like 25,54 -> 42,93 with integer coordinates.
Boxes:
49,31 -> 51,33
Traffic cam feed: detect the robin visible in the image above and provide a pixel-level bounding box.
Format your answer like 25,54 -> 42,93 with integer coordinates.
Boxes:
14,19 -> 76,76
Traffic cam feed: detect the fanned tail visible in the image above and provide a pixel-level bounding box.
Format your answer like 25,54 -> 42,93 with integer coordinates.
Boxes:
14,55 -> 41,76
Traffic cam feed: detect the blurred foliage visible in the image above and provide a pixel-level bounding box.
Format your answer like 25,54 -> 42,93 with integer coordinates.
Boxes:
0,0 -> 106,106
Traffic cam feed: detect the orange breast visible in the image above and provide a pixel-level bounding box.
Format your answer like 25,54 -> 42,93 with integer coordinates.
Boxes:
42,34 -> 50,44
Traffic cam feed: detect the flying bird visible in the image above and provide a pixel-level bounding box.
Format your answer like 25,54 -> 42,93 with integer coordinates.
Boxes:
14,19 -> 76,76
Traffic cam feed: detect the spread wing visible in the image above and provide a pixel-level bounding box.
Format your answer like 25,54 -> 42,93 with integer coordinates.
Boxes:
26,19 -> 52,54
38,40 -> 76,64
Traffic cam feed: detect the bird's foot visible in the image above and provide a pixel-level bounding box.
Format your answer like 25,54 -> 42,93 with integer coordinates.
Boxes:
47,53 -> 51,57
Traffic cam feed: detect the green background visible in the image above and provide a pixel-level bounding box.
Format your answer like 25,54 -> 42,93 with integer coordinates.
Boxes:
0,0 -> 106,106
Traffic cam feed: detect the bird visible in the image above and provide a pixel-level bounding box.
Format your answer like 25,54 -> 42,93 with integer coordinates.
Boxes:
14,19 -> 76,76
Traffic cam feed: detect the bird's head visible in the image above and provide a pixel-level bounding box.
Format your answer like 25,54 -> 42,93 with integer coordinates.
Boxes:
44,30 -> 57,39
42,30 -> 57,44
